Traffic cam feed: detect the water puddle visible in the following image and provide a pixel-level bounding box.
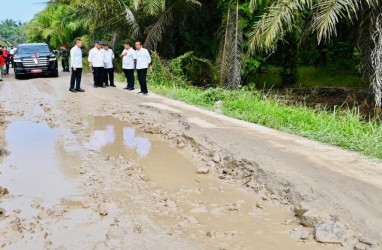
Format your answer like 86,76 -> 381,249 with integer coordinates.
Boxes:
0,120 -> 79,219
83,116 -> 151,158
83,116 -> 340,250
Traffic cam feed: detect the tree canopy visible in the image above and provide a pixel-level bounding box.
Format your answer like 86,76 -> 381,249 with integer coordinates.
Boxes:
0,19 -> 26,46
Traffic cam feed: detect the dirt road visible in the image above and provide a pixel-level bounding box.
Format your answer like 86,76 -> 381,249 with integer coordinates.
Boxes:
0,71 -> 381,249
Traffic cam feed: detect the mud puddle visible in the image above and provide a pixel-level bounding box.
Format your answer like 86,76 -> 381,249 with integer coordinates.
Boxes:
83,116 -> 340,250
0,120 -> 80,220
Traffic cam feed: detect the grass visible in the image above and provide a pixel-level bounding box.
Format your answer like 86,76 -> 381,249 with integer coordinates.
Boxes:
147,80 -> 382,159
254,66 -> 366,89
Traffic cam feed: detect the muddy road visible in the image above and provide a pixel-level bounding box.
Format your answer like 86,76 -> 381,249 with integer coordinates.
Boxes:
0,71 -> 381,249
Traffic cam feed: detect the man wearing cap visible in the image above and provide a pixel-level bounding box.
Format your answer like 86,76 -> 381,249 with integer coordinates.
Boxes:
69,38 -> 85,93
103,42 -> 116,87
121,41 -> 136,90
135,41 -> 151,95
88,40 -> 106,88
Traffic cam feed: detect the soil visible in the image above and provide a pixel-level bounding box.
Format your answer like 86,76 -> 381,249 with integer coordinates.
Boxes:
0,71 -> 381,249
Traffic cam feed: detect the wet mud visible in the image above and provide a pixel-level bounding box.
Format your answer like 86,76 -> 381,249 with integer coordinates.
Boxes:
0,74 -> 380,249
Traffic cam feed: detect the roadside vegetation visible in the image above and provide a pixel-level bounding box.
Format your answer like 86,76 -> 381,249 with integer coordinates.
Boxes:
0,19 -> 26,46
134,54 -> 382,159
18,0 -> 382,158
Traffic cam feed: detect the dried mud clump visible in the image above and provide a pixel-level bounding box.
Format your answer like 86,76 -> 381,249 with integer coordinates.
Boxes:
0,147 -> 9,157
0,186 -> 9,197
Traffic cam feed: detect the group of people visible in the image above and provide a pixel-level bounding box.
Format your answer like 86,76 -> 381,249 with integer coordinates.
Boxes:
69,39 -> 151,95
0,46 -> 16,81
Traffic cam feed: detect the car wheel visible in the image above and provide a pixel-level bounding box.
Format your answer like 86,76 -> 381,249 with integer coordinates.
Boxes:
51,71 -> 59,77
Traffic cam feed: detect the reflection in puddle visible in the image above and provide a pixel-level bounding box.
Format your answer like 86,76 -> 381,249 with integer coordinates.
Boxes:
84,116 -> 339,250
0,121 -> 77,218
83,116 -> 151,157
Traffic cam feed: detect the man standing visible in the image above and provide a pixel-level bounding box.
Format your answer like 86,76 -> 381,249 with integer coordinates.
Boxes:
121,41 -> 136,90
69,39 -> 85,93
0,50 -> 5,81
2,48 -> 10,75
88,41 -> 106,88
9,46 -> 16,68
103,42 -> 116,87
135,41 -> 151,95
60,45 -> 70,72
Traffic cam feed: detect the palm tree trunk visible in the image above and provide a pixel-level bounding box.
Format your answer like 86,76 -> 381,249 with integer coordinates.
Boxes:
371,13 -> 382,108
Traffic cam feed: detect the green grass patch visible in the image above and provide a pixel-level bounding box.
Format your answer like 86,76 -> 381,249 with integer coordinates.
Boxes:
149,82 -> 382,159
255,66 -> 366,89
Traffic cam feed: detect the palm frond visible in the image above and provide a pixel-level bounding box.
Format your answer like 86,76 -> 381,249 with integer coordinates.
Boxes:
144,0 -> 201,51
125,7 -> 141,39
247,0 -> 312,54
313,0 -> 359,43
144,6 -> 174,51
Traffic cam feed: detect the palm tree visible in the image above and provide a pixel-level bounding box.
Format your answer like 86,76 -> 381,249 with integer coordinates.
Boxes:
1,19 -> 18,27
247,0 -> 382,107
48,0 -> 201,51
216,0 -> 242,88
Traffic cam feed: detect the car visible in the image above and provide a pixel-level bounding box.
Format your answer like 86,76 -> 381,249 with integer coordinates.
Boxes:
13,43 -> 58,79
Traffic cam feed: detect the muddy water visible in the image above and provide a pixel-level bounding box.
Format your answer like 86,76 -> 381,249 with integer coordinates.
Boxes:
83,116 -> 340,250
0,120 -> 79,219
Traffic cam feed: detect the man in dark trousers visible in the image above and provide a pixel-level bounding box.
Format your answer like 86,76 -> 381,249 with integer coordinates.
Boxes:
121,41 -> 136,90
69,39 -> 85,93
60,45 -> 70,72
103,42 -> 116,87
135,41 -> 151,95
88,41 -> 106,88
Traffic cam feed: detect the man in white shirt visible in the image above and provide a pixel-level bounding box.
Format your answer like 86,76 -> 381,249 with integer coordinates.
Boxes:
69,39 -> 85,93
121,41 -> 136,90
103,42 -> 116,87
88,40 -> 106,88
135,41 -> 151,95
9,46 -> 16,68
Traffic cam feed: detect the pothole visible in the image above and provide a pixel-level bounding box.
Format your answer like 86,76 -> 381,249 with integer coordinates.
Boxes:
0,120 -> 79,219
82,116 -> 340,250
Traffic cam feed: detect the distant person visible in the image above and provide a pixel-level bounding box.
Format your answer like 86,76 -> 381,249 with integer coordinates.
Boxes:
9,46 -> 16,68
2,48 -> 10,75
59,45 -> 70,72
69,38 -> 85,93
88,41 -> 106,88
0,50 -> 5,81
103,42 -> 116,87
121,41 -> 136,90
135,41 -> 151,95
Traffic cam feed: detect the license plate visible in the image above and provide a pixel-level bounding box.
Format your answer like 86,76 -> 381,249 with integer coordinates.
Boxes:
31,69 -> 43,73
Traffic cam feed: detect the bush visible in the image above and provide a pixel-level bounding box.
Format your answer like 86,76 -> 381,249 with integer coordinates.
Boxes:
170,52 -> 218,87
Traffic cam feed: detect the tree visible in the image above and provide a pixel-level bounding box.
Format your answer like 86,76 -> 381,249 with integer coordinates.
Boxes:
0,19 -> 26,46
247,0 -> 382,106
216,0 -> 242,88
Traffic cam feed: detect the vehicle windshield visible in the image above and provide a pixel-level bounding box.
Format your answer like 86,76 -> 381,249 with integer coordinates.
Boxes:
16,45 -> 51,54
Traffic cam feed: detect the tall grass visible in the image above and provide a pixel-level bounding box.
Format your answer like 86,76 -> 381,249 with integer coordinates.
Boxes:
146,59 -> 382,158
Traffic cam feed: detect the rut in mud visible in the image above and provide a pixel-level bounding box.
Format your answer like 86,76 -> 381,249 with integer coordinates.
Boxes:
0,72 -> 381,249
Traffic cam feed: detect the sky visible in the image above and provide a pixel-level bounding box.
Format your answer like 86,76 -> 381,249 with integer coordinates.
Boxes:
1,0 -> 46,23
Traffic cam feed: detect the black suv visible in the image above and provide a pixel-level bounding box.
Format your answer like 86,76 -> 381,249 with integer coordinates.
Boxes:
13,43 -> 58,79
